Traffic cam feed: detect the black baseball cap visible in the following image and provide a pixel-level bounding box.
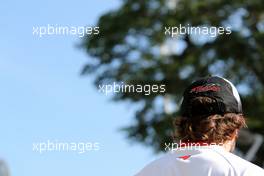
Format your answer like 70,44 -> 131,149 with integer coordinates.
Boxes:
180,76 -> 243,117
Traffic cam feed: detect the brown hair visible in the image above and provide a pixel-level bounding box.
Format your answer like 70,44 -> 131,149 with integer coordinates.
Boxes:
174,97 -> 246,144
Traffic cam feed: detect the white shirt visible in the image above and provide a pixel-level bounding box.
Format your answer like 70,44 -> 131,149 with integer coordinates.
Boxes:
135,145 -> 264,176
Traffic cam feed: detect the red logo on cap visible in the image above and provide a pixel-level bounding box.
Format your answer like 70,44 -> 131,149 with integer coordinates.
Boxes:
190,84 -> 220,93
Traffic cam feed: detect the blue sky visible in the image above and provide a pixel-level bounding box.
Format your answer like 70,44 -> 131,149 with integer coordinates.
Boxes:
0,1 -> 159,175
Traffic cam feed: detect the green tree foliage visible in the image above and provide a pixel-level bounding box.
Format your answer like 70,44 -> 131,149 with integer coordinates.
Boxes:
82,0 -> 264,165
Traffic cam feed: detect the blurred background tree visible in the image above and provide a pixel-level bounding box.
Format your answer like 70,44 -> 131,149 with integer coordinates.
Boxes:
81,0 -> 264,166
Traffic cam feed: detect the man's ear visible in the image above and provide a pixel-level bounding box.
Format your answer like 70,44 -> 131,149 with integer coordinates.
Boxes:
232,129 -> 238,140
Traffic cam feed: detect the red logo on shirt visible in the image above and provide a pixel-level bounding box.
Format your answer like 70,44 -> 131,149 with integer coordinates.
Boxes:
179,155 -> 191,160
